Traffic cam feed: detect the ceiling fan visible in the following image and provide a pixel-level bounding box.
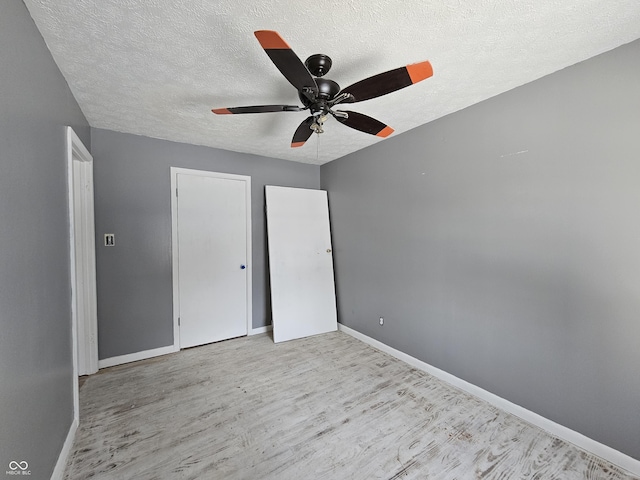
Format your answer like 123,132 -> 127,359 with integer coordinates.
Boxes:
212,31 -> 433,148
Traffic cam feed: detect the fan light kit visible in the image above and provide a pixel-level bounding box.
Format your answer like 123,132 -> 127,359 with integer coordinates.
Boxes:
213,31 -> 433,148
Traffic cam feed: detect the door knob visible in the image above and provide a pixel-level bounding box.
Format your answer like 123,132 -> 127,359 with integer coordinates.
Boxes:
240,264 -> 246,270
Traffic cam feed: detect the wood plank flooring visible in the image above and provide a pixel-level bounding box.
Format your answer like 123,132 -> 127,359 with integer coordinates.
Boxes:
64,331 -> 638,479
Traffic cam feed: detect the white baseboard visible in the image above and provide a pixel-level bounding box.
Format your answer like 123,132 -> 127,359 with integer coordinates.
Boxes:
96,329 -> 273,368
250,325 -> 272,335
50,417 -> 78,480
337,323 -> 640,476
98,344 -> 178,369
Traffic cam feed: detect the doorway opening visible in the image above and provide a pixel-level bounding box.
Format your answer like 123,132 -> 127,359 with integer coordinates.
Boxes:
66,127 -> 98,421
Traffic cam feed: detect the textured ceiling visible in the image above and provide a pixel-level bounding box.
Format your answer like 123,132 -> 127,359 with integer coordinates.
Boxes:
24,0 -> 640,165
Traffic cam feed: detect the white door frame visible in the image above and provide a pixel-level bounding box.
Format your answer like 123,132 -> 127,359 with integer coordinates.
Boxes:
66,127 -> 99,420
170,167 -> 253,348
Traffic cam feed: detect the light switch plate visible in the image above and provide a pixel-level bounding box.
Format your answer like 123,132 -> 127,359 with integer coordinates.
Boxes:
104,233 -> 115,247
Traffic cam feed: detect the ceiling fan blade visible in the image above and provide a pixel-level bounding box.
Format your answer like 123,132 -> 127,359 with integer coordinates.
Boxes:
335,110 -> 394,137
341,60 -> 433,103
291,116 -> 315,148
254,30 -> 318,97
212,105 -> 303,115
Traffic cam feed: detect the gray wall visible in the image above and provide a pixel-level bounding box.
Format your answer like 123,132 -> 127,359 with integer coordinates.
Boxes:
0,1 -> 91,479
321,39 -> 640,460
91,128 -> 319,359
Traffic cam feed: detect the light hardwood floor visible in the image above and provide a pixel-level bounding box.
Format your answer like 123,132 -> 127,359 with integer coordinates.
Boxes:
64,331 -> 638,479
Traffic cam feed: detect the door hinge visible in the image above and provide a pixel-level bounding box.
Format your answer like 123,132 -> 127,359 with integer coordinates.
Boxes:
176,187 -> 178,197
178,317 -> 180,326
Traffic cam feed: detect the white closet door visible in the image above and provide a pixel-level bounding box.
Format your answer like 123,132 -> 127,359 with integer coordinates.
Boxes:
266,186 -> 337,343
177,172 -> 249,348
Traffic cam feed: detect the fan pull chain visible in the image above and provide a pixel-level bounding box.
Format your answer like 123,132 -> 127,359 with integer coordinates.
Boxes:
316,131 -> 320,164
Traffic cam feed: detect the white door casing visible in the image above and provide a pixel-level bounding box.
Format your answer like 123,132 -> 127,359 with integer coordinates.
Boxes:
67,127 -> 99,420
171,168 -> 252,349
265,186 -> 337,343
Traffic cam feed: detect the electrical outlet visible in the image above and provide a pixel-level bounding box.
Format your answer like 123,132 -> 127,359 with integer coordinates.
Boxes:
379,317 -> 384,326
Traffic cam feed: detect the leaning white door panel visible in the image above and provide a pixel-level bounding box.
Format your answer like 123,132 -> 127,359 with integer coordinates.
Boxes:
177,172 -> 249,348
266,186 -> 337,343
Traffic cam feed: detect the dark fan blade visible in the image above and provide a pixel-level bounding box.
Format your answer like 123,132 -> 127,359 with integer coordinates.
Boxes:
212,105 -> 303,114
335,110 -> 394,137
291,116 -> 315,148
254,31 -> 318,97
341,60 -> 433,102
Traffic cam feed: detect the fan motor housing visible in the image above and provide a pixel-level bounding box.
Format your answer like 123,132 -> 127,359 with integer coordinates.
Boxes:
316,78 -> 340,99
299,78 -> 341,112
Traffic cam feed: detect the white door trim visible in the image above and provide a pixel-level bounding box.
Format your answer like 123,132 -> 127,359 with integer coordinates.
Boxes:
170,167 -> 253,349
66,127 -> 98,421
